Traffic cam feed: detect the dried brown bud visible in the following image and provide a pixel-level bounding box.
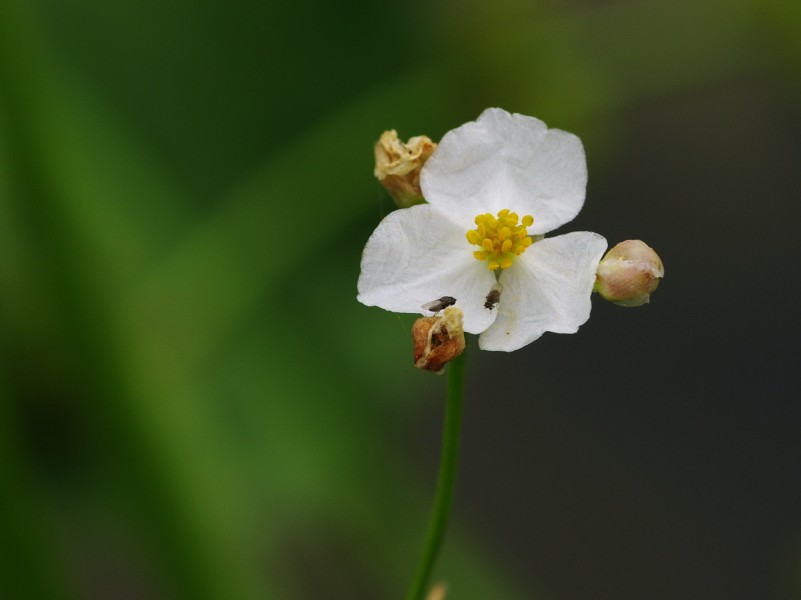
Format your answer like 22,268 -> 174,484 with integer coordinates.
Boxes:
412,307 -> 465,373
374,130 -> 437,208
595,240 -> 664,307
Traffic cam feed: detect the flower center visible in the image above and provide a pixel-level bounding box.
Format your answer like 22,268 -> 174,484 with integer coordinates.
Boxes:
466,209 -> 534,270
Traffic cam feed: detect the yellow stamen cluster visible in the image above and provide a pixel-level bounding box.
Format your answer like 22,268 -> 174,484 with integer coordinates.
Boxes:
466,209 -> 534,270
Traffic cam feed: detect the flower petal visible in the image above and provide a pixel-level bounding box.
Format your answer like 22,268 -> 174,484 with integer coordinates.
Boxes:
420,108 -> 587,234
357,204 -> 498,334
478,232 -> 607,352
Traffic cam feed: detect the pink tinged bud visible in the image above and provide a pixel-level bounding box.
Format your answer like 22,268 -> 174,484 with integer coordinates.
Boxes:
374,130 -> 437,208
595,240 -> 664,307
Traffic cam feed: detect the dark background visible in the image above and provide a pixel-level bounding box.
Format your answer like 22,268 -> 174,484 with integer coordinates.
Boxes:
1,0 -> 800,599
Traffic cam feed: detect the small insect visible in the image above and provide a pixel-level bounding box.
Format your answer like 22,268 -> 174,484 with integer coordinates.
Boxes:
421,296 -> 457,313
484,282 -> 502,310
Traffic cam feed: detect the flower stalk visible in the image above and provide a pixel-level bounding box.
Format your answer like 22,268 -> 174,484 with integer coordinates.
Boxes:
406,349 -> 466,600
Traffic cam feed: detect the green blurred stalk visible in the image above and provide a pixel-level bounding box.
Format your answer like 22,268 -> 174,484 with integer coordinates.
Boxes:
406,350 -> 466,600
0,3 -> 259,599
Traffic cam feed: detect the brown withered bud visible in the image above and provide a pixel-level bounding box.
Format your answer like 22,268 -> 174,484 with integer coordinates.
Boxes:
374,130 -> 437,208
595,240 -> 664,307
412,307 -> 465,373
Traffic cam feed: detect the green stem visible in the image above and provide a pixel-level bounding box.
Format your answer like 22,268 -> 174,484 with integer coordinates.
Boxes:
406,350 -> 466,600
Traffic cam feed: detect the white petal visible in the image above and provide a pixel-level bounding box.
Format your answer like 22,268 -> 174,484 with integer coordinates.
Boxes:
357,204 -> 498,334
420,108 -> 587,234
478,232 -> 607,352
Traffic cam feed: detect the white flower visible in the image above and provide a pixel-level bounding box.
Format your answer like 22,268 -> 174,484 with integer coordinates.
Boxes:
357,108 -> 607,352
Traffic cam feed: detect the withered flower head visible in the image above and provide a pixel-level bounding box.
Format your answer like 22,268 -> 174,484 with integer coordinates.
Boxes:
412,307 -> 465,373
374,129 -> 437,208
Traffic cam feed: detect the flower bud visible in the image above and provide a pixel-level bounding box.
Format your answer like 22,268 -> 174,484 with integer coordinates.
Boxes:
595,240 -> 664,307
374,130 -> 436,208
412,307 -> 465,373
426,583 -> 448,600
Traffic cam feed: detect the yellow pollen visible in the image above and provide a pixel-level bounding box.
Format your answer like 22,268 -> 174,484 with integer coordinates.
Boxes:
466,209 -> 534,270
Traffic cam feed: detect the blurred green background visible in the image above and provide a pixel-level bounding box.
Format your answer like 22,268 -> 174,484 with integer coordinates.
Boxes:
2,0 -> 801,598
